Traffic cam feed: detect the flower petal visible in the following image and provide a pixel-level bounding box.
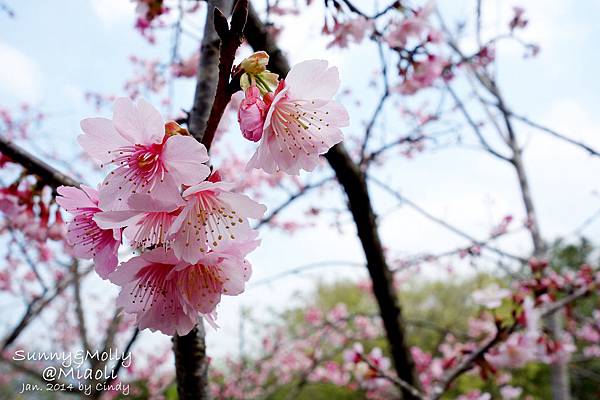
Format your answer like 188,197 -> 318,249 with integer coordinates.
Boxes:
162,135 -> 211,186
112,97 -> 164,145
78,118 -> 131,164
285,60 -> 340,100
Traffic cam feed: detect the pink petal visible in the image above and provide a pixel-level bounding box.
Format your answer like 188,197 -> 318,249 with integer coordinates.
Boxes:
93,210 -> 142,230
162,135 -> 211,186
219,191 -> 266,219
285,60 -> 340,100
112,97 -> 164,145
182,181 -> 235,197
78,118 -> 131,164
220,258 -> 251,295
56,185 -> 97,211
246,133 -> 279,174
109,255 -> 148,286
127,193 -> 183,212
93,238 -> 120,279
142,247 -> 181,265
99,167 -> 181,211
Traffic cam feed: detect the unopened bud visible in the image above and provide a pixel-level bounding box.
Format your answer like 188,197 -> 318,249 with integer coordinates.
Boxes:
240,51 -> 270,74
165,121 -> 189,136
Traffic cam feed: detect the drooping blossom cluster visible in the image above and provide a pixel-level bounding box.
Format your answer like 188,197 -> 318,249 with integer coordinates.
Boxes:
237,52 -> 349,174
57,97 -> 266,335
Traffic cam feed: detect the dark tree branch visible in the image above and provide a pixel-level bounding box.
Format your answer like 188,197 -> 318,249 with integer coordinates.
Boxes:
243,4 -> 421,397
202,0 -> 248,151
188,0 -> 233,141
0,136 -> 80,189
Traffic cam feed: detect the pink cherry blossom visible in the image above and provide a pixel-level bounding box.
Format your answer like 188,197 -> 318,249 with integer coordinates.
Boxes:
238,86 -> 267,142
398,55 -> 447,95
109,248 -> 197,336
486,333 -> 539,368
56,185 -> 121,279
169,179 -> 266,264
385,2 -> 438,48
247,60 -> 349,175
94,193 -> 183,250
110,237 -> 257,335
326,17 -> 372,49
78,97 -> 210,211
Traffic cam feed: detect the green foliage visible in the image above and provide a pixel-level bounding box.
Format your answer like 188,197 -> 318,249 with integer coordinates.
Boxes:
398,274 -> 500,352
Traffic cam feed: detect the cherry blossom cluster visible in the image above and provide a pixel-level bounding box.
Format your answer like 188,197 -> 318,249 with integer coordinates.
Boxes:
56,53 -> 349,335
56,98 -> 267,335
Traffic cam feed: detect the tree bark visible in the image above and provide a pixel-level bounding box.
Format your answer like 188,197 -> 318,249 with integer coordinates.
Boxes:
173,324 -> 211,400
243,5 -> 421,398
188,0 -> 233,141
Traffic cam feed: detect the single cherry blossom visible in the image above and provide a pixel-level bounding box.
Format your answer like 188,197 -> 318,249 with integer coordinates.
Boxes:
56,185 -> 121,278
246,59 -> 349,175
78,98 -> 210,211
169,179 -> 266,264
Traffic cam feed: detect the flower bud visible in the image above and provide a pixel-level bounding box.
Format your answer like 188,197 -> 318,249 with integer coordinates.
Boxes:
240,51 -> 269,74
238,86 -> 267,142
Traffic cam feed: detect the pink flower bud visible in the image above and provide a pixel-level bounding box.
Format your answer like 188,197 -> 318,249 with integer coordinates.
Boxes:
238,86 -> 267,142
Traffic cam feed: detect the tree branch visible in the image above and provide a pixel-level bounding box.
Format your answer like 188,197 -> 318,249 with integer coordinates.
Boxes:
0,136 -> 80,189
243,4 -> 422,397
